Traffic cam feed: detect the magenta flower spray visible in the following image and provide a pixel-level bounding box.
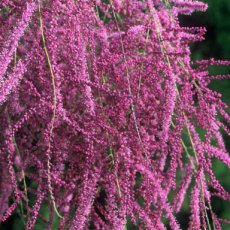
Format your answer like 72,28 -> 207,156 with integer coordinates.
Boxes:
0,0 -> 229,229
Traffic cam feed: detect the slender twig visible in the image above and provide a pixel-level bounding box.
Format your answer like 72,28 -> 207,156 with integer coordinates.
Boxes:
37,0 -> 62,219
152,1 -> 214,228
111,1 -> 147,157
137,27 -> 150,99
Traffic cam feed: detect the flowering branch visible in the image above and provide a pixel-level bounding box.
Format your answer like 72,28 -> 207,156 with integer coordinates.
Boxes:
0,0 -> 229,229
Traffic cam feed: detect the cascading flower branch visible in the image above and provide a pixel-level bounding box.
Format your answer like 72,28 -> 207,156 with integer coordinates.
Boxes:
0,0 -> 229,229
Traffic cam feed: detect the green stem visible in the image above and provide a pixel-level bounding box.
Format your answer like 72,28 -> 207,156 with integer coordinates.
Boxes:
108,148 -> 122,198
150,3 -> 214,228
111,1 -> 147,156
137,28 -> 150,99
38,0 -> 62,219
6,114 -> 26,226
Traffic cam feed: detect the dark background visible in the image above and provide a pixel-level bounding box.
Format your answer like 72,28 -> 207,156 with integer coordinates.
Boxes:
179,0 -> 230,229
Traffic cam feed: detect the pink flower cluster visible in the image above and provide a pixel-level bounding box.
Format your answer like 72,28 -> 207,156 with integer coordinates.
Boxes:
0,0 -> 229,229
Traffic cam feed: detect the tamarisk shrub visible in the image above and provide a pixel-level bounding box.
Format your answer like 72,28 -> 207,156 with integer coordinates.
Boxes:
0,0 -> 229,229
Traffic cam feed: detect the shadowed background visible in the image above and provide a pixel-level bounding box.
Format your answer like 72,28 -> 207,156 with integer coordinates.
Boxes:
179,0 -> 230,229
